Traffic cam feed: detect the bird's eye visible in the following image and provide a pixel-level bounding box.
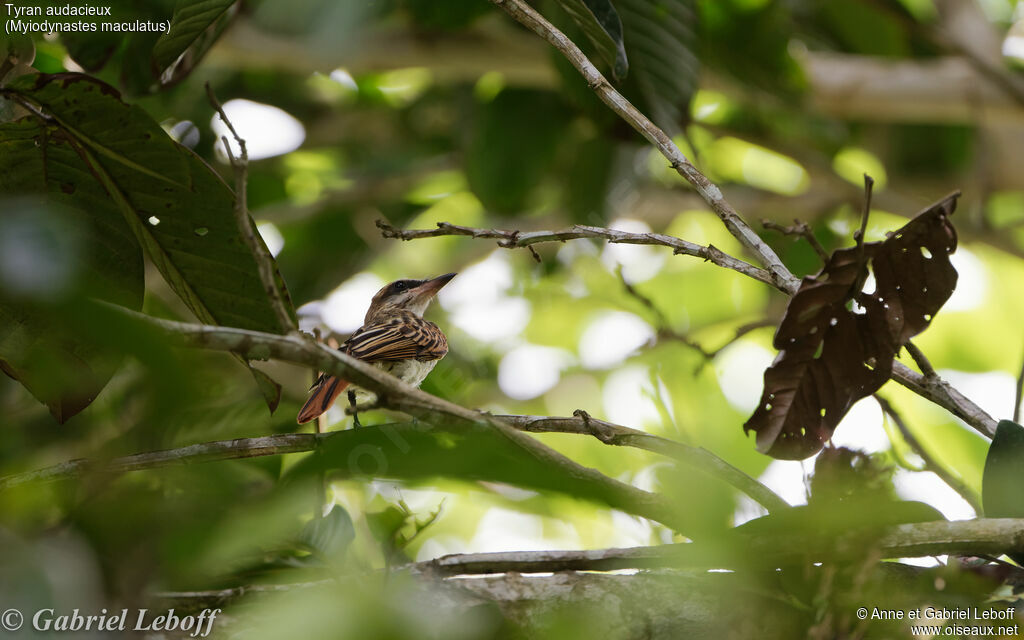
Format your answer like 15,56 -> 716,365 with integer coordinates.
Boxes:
394,282 -> 406,291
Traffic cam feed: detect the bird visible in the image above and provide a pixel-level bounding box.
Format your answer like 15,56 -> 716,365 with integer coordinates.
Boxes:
296,273 -> 456,425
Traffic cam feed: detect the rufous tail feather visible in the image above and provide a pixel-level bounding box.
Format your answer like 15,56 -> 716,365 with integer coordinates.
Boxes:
296,376 -> 350,424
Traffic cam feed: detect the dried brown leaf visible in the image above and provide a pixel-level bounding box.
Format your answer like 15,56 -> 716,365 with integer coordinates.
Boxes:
745,193 -> 960,459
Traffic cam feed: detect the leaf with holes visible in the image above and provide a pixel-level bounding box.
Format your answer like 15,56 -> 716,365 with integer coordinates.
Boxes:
554,0 -> 629,81
745,193 -> 960,459
0,73 -> 294,413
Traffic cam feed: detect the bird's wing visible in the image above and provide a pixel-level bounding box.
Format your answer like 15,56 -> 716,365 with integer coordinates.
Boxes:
343,312 -> 448,362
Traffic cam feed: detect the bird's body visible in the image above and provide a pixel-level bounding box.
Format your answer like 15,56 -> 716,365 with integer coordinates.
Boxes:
297,273 -> 454,424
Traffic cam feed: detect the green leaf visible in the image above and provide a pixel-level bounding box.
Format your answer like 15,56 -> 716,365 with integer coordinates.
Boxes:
554,0 -> 629,80
300,505 -> 355,559
0,73 -> 294,412
0,117 -> 144,421
286,422 -> 659,518
982,420 -> 1024,518
152,0 -> 239,86
616,0 -> 699,135
982,420 -> 1024,564
58,0 -> 231,94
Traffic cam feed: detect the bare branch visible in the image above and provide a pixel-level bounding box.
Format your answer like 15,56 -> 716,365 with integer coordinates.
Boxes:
205,83 -> 295,334
0,412 -> 787,515
416,518 -> 1024,573
377,219 -> 782,292
486,0 -> 799,294
890,361 -> 997,438
151,519 -> 1024,589
497,413 -> 789,513
762,219 -> 829,263
875,395 -> 981,512
904,340 -> 938,378
0,434 -> 318,491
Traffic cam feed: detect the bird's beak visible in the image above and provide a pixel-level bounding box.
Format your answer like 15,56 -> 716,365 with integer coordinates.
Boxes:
411,272 -> 456,301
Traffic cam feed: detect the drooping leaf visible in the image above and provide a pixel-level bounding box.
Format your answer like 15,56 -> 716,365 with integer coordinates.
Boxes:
300,505 -> 355,559
554,0 -> 629,81
616,0 -> 699,135
152,0 -> 239,88
982,420 -> 1024,564
745,193 -> 960,459
983,420 -> 1024,518
0,73 -> 294,412
57,0 -> 235,94
286,421 -> 669,523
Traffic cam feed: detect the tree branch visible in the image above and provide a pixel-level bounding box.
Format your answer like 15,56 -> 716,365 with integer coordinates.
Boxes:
0,434 -> 319,491
71,308 -> 696,532
486,0 -> 799,294
205,83 -> 295,334
761,219 -> 829,264
0,411 -> 787,514
415,518 -> 1024,573
150,519 -> 1024,589
495,413 -> 789,513
890,361 -> 997,438
374,219 -> 998,439
875,395 -> 981,513
376,220 -> 781,291
1014,338 -> 1024,424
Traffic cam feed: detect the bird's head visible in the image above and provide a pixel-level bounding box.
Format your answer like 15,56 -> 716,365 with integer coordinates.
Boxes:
365,272 -> 456,322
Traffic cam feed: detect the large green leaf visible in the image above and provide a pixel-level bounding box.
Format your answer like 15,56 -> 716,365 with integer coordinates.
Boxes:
0,73 -> 294,412
554,0 -> 629,81
616,0 -> 698,135
287,422 -> 666,520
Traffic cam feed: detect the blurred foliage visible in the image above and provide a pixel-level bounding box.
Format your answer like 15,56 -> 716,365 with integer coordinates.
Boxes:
2,0 -> 1024,637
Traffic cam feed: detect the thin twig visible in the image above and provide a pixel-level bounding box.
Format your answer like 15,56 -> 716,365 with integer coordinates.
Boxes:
854,174 -> 874,275
704,319 -> 777,359
1014,338 -> 1024,424
904,341 -> 938,378
0,434 -> 319,491
205,83 -> 295,334
616,268 -> 713,359
762,219 -> 830,264
377,219 -> 782,292
875,395 -> 981,513
486,0 -> 800,294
